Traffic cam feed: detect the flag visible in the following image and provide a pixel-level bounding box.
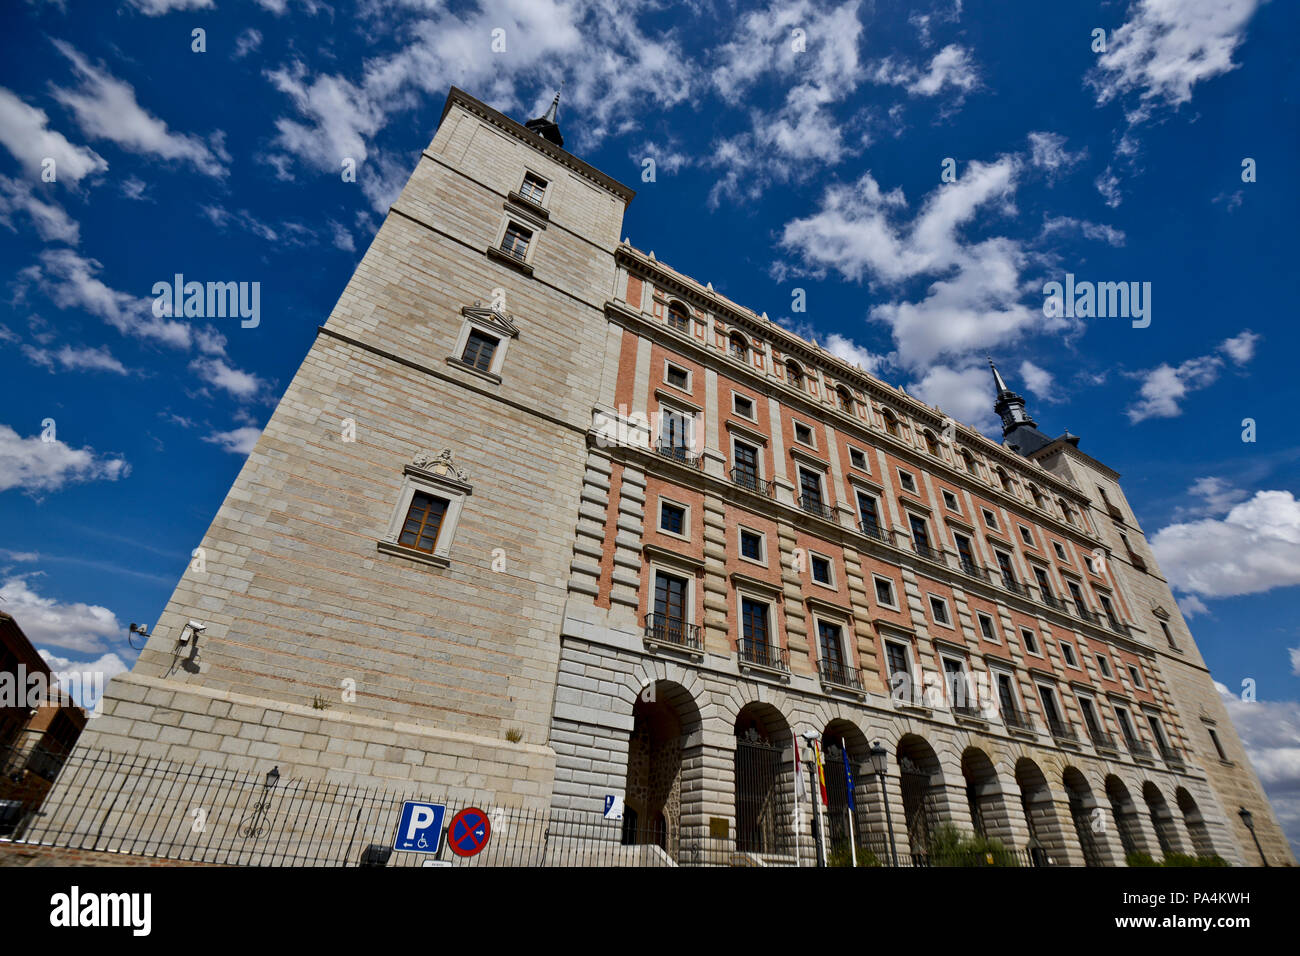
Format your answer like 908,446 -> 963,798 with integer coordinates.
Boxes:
793,734 -> 805,799
840,739 -> 856,813
814,740 -> 828,807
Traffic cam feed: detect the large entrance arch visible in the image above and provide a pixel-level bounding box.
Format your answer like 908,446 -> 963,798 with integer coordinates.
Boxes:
962,747 -> 1011,844
733,702 -> 794,856
821,719 -> 871,857
1015,757 -> 1068,863
1063,767 -> 1105,866
622,680 -> 702,855
1143,782 -> 1182,858
897,734 -> 945,862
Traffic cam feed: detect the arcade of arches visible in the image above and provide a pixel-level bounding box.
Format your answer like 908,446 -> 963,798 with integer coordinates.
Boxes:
616,681 -> 1219,865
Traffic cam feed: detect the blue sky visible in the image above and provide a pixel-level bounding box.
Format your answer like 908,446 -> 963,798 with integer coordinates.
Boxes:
0,0 -> 1297,850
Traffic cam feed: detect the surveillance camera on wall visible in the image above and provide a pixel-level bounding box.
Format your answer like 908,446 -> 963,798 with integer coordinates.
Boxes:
178,620 -> 207,644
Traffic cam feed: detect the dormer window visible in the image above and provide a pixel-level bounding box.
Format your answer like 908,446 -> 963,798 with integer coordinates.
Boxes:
667,302 -> 690,333
730,332 -> 749,361
924,430 -> 940,456
881,408 -> 900,438
836,386 -> 854,414
786,360 -> 805,391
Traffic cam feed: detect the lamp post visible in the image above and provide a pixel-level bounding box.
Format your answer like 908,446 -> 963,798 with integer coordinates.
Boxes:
804,731 -> 827,867
869,740 -> 899,867
1238,806 -> 1268,867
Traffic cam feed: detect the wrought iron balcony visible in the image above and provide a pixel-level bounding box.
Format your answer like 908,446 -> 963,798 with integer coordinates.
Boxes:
643,613 -> 703,652
958,559 -> 988,582
730,345 -> 749,362
1002,708 -> 1036,733
859,519 -> 886,542
799,495 -> 836,522
1106,615 -> 1130,636
1000,574 -> 1024,596
912,539 -> 941,562
1125,738 -> 1153,759
1089,729 -> 1120,752
818,660 -> 863,691
952,702 -> 985,720
1071,603 -> 1097,624
655,444 -> 702,469
1047,720 -> 1079,743
1039,591 -> 1061,611
738,641 -> 789,672
1158,744 -> 1186,769
730,469 -> 773,497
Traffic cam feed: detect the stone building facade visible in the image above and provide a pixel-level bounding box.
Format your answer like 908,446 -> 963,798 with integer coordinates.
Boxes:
65,87 -> 1291,866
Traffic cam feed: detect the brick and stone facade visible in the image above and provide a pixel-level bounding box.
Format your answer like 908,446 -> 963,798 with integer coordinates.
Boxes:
59,87 -> 1291,866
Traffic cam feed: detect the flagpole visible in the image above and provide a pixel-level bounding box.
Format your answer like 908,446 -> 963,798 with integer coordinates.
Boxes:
812,739 -> 828,867
843,741 -> 858,868
792,733 -> 801,868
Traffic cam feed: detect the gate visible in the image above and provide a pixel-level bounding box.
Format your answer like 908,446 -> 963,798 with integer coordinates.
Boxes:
1069,795 -> 1104,867
900,759 -> 936,862
734,729 -> 785,854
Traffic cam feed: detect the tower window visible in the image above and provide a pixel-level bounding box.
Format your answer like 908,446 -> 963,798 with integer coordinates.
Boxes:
500,222 -> 532,261
398,492 -> 449,554
519,172 -> 548,204
460,329 -> 499,373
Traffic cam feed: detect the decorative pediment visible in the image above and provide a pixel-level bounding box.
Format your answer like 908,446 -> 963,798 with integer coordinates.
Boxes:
412,448 -> 468,483
1151,604 -> 1171,620
461,304 -> 520,338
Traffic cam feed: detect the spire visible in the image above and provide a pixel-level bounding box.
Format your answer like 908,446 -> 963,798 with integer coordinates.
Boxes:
525,88 -> 564,147
988,355 -> 1055,456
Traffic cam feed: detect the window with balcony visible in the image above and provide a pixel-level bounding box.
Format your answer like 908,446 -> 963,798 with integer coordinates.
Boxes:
1067,580 -> 1088,616
798,467 -> 829,518
740,597 -> 774,667
1038,685 -> 1068,736
996,672 -> 1024,726
924,430 -> 941,456
519,172 -> 548,204
658,407 -> 695,462
857,491 -> 882,540
1114,705 -> 1139,748
994,550 -> 1016,590
650,570 -> 693,647
1032,566 -> 1055,605
500,221 -> 532,261
954,533 -> 977,575
884,640 -> 911,683
881,408 -> 901,437
943,657 -> 971,711
786,360 -> 805,391
909,513 -> 933,559
732,439 -> 760,492
818,620 -> 854,686
835,385 -> 854,414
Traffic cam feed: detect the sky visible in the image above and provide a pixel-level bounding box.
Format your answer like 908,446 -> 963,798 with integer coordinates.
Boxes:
0,0 -> 1296,853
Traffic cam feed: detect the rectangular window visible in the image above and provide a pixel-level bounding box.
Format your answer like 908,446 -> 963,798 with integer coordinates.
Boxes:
1033,566 -> 1054,601
1060,642 -> 1078,668
943,657 -> 967,708
1146,715 -> 1168,751
977,613 -> 997,642
942,490 -> 959,511
1019,526 -> 1034,545
1096,654 -> 1113,679
874,576 -> 896,607
733,393 -> 755,419
741,597 -> 770,657
885,640 -> 911,680
733,440 -> 759,489
739,528 -> 763,562
794,422 -> 814,446
398,491 -> 449,554
1208,728 -> 1228,761
1084,555 -> 1096,573
982,508 -> 999,530
519,172 -> 547,204
1160,621 -> 1176,648
1054,542 -> 1068,561
1021,628 -> 1040,656
1114,706 -> 1137,746
929,595 -> 950,626
1128,664 -> 1145,690
799,468 -> 824,510
995,550 -> 1015,589
654,571 -> 688,629
996,672 -> 1020,721
460,329 -> 500,373
909,514 -> 932,557
665,363 -> 689,390
849,447 -> 868,470
858,492 -> 881,537
898,469 -> 917,494
500,222 -> 532,260
660,501 -> 685,535
811,554 -> 832,585
660,408 -> 692,454
953,533 -> 976,574
1038,686 -> 1062,727
1079,697 -> 1101,737
818,621 -> 845,669
666,306 -> 690,332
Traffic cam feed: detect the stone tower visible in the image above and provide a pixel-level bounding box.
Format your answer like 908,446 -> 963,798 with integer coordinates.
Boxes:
70,88 -> 635,814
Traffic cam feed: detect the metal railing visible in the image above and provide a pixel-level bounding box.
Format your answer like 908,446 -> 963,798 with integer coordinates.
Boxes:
1000,574 -> 1024,596
912,539 -> 941,562
730,469 -> 773,497
1071,603 -> 1097,624
1002,709 -> 1036,733
738,641 -> 789,672
1125,738 -> 1153,759
643,613 -> 703,652
859,520 -> 886,542
1089,730 -> 1120,752
1046,720 -> 1079,743
1038,591 -> 1061,611
798,495 -> 836,522
1106,615 -> 1130,636
655,444 -> 702,469
818,660 -> 863,691
958,559 -> 988,582
1158,745 -> 1186,769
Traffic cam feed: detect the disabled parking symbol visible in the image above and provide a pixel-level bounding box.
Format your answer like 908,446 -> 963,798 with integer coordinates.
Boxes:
394,801 -> 447,854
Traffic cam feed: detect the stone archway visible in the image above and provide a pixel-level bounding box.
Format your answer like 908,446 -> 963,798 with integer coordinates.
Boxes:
1143,782 -> 1182,858
1105,775 -> 1146,858
1015,757 -> 1068,864
820,719 -> 871,859
1175,787 -> 1215,857
733,702 -> 794,857
962,747 -> 1011,844
622,680 -> 701,855
1063,767 -> 1106,866
897,734 -> 945,862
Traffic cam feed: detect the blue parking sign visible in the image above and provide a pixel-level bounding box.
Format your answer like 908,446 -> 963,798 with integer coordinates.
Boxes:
394,801 -> 446,853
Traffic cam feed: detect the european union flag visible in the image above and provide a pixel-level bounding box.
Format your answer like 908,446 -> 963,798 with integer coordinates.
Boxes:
840,741 -> 855,812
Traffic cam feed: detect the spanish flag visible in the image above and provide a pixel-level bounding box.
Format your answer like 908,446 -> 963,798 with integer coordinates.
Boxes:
814,739 -> 828,807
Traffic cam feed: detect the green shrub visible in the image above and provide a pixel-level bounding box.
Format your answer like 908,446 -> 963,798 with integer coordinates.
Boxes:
1126,851 -> 1161,867
1195,854 -> 1229,867
826,842 -> 881,867
927,824 -> 1020,867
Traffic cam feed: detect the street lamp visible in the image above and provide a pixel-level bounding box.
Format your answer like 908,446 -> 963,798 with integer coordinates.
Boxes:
1238,806 -> 1268,867
869,740 -> 899,867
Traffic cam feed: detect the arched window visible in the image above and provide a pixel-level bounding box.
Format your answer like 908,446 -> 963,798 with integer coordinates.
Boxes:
836,385 -> 854,414
729,332 -> 749,362
996,468 -> 1014,494
1029,484 -> 1044,509
786,361 -> 804,390
880,408 -> 900,438
1059,499 -> 1075,525
960,449 -> 979,477
924,430 -> 940,456
667,302 -> 690,333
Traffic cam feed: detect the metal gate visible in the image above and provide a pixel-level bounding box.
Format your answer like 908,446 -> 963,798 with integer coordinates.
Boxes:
1069,795 -> 1104,867
900,762 -> 936,862
735,730 -> 785,854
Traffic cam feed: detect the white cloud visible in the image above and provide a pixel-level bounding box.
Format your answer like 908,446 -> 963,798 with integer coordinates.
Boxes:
0,87 -> 107,185
1292,647 -> 1300,677
1176,593 -> 1210,618
0,576 -> 124,654
1040,215 -> 1126,247
1095,168 -> 1122,208
0,175 -> 79,244
24,343 -> 129,375
906,362 -> 999,432
824,332 -> 886,376
37,648 -> 130,711
203,425 -> 261,455
1215,682 -> 1300,857
1018,359 -> 1056,402
1027,131 -> 1086,180
190,357 -> 265,399
1152,491 -> 1300,599
1126,331 -> 1260,422
0,423 -> 129,495
329,220 -> 355,252
1089,0 -> 1262,121
888,44 -> 979,98
51,40 -> 227,177
128,0 -> 214,13
233,28 -> 263,60
1187,476 -> 1250,515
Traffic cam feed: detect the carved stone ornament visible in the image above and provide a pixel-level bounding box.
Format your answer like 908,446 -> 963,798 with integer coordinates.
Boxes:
412,448 -> 468,482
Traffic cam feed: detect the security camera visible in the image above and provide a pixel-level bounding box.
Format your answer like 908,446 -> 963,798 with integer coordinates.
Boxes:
178,620 -> 207,645
802,730 -> 818,742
